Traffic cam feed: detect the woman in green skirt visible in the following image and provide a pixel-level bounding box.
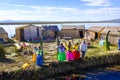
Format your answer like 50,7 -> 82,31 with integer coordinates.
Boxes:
57,43 -> 66,62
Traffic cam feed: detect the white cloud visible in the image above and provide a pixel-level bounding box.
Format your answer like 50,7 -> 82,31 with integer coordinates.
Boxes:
74,7 -> 120,15
81,0 -> 111,6
10,4 -> 120,15
13,4 -> 78,13
0,4 -> 120,21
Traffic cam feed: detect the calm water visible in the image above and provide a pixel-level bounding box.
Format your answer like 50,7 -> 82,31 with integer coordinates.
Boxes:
49,70 -> 120,80
85,70 -> 120,80
0,23 -> 120,37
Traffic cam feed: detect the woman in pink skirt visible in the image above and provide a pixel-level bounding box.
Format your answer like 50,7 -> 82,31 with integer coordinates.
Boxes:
65,42 -> 74,61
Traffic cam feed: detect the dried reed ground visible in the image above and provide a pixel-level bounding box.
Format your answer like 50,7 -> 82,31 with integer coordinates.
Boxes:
0,39 -> 119,72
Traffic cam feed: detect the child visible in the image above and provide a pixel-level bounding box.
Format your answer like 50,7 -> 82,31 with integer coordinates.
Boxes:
32,45 -> 37,62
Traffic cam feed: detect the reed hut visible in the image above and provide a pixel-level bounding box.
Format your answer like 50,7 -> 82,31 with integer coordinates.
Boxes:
15,24 -> 42,41
87,26 -> 105,40
61,25 -> 85,39
0,27 -> 8,43
42,25 -> 59,40
100,26 -> 120,45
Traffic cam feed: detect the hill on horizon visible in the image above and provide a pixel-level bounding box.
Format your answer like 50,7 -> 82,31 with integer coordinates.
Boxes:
109,19 -> 120,21
0,18 -> 120,22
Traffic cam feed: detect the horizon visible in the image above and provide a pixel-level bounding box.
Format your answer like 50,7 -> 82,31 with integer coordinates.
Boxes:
0,18 -> 120,21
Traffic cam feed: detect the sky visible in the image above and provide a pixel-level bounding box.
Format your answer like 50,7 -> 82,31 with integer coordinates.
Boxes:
0,0 -> 120,21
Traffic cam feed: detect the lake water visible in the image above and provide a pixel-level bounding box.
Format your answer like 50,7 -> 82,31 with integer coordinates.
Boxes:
50,70 -> 120,80
0,23 -> 120,37
85,70 -> 120,80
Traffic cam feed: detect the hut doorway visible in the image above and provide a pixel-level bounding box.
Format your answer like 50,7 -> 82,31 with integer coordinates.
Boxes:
20,29 -> 24,41
54,31 -> 58,38
95,32 -> 98,39
79,31 -> 84,38
0,38 -> 4,43
37,27 -> 39,38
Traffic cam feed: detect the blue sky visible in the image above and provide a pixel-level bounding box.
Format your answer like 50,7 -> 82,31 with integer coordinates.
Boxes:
0,0 -> 120,21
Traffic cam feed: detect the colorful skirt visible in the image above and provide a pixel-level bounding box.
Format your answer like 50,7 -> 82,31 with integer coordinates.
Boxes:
36,54 -> 43,66
66,51 -> 74,61
72,50 -> 80,60
32,53 -> 37,62
58,52 -> 66,61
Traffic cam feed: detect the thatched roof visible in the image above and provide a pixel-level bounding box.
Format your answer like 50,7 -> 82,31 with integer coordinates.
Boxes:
42,25 -> 59,31
16,24 -> 41,29
16,24 -> 59,31
62,25 -> 85,30
100,26 -> 120,35
88,26 -> 105,32
0,27 -> 7,34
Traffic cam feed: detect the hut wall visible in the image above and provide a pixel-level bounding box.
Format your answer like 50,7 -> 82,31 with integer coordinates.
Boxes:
15,28 -> 20,41
100,34 -> 120,45
45,30 -> 55,39
0,33 -> 8,42
109,35 -> 120,45
87,31 -> 95,40
24,26 -> 38,41
61,29 -> 80,38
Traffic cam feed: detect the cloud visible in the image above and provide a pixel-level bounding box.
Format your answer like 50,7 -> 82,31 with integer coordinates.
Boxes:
74,7 -> 120,15
12,4 -> 78,13
81,0 -> 111,6
0,3 -> 120,21
14,4 -> 119,15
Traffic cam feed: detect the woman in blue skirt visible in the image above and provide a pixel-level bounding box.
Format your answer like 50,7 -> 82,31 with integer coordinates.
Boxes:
118,39 -> 120,50
36,46 -> 43,66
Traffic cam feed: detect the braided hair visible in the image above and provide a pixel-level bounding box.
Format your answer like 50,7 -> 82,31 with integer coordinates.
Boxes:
68,42 -> 71,51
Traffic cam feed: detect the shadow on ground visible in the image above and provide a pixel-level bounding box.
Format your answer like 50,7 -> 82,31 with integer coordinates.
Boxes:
0,58 -> 15,63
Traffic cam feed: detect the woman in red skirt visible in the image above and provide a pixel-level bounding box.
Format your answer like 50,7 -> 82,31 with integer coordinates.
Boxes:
72,43 -> 80,60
